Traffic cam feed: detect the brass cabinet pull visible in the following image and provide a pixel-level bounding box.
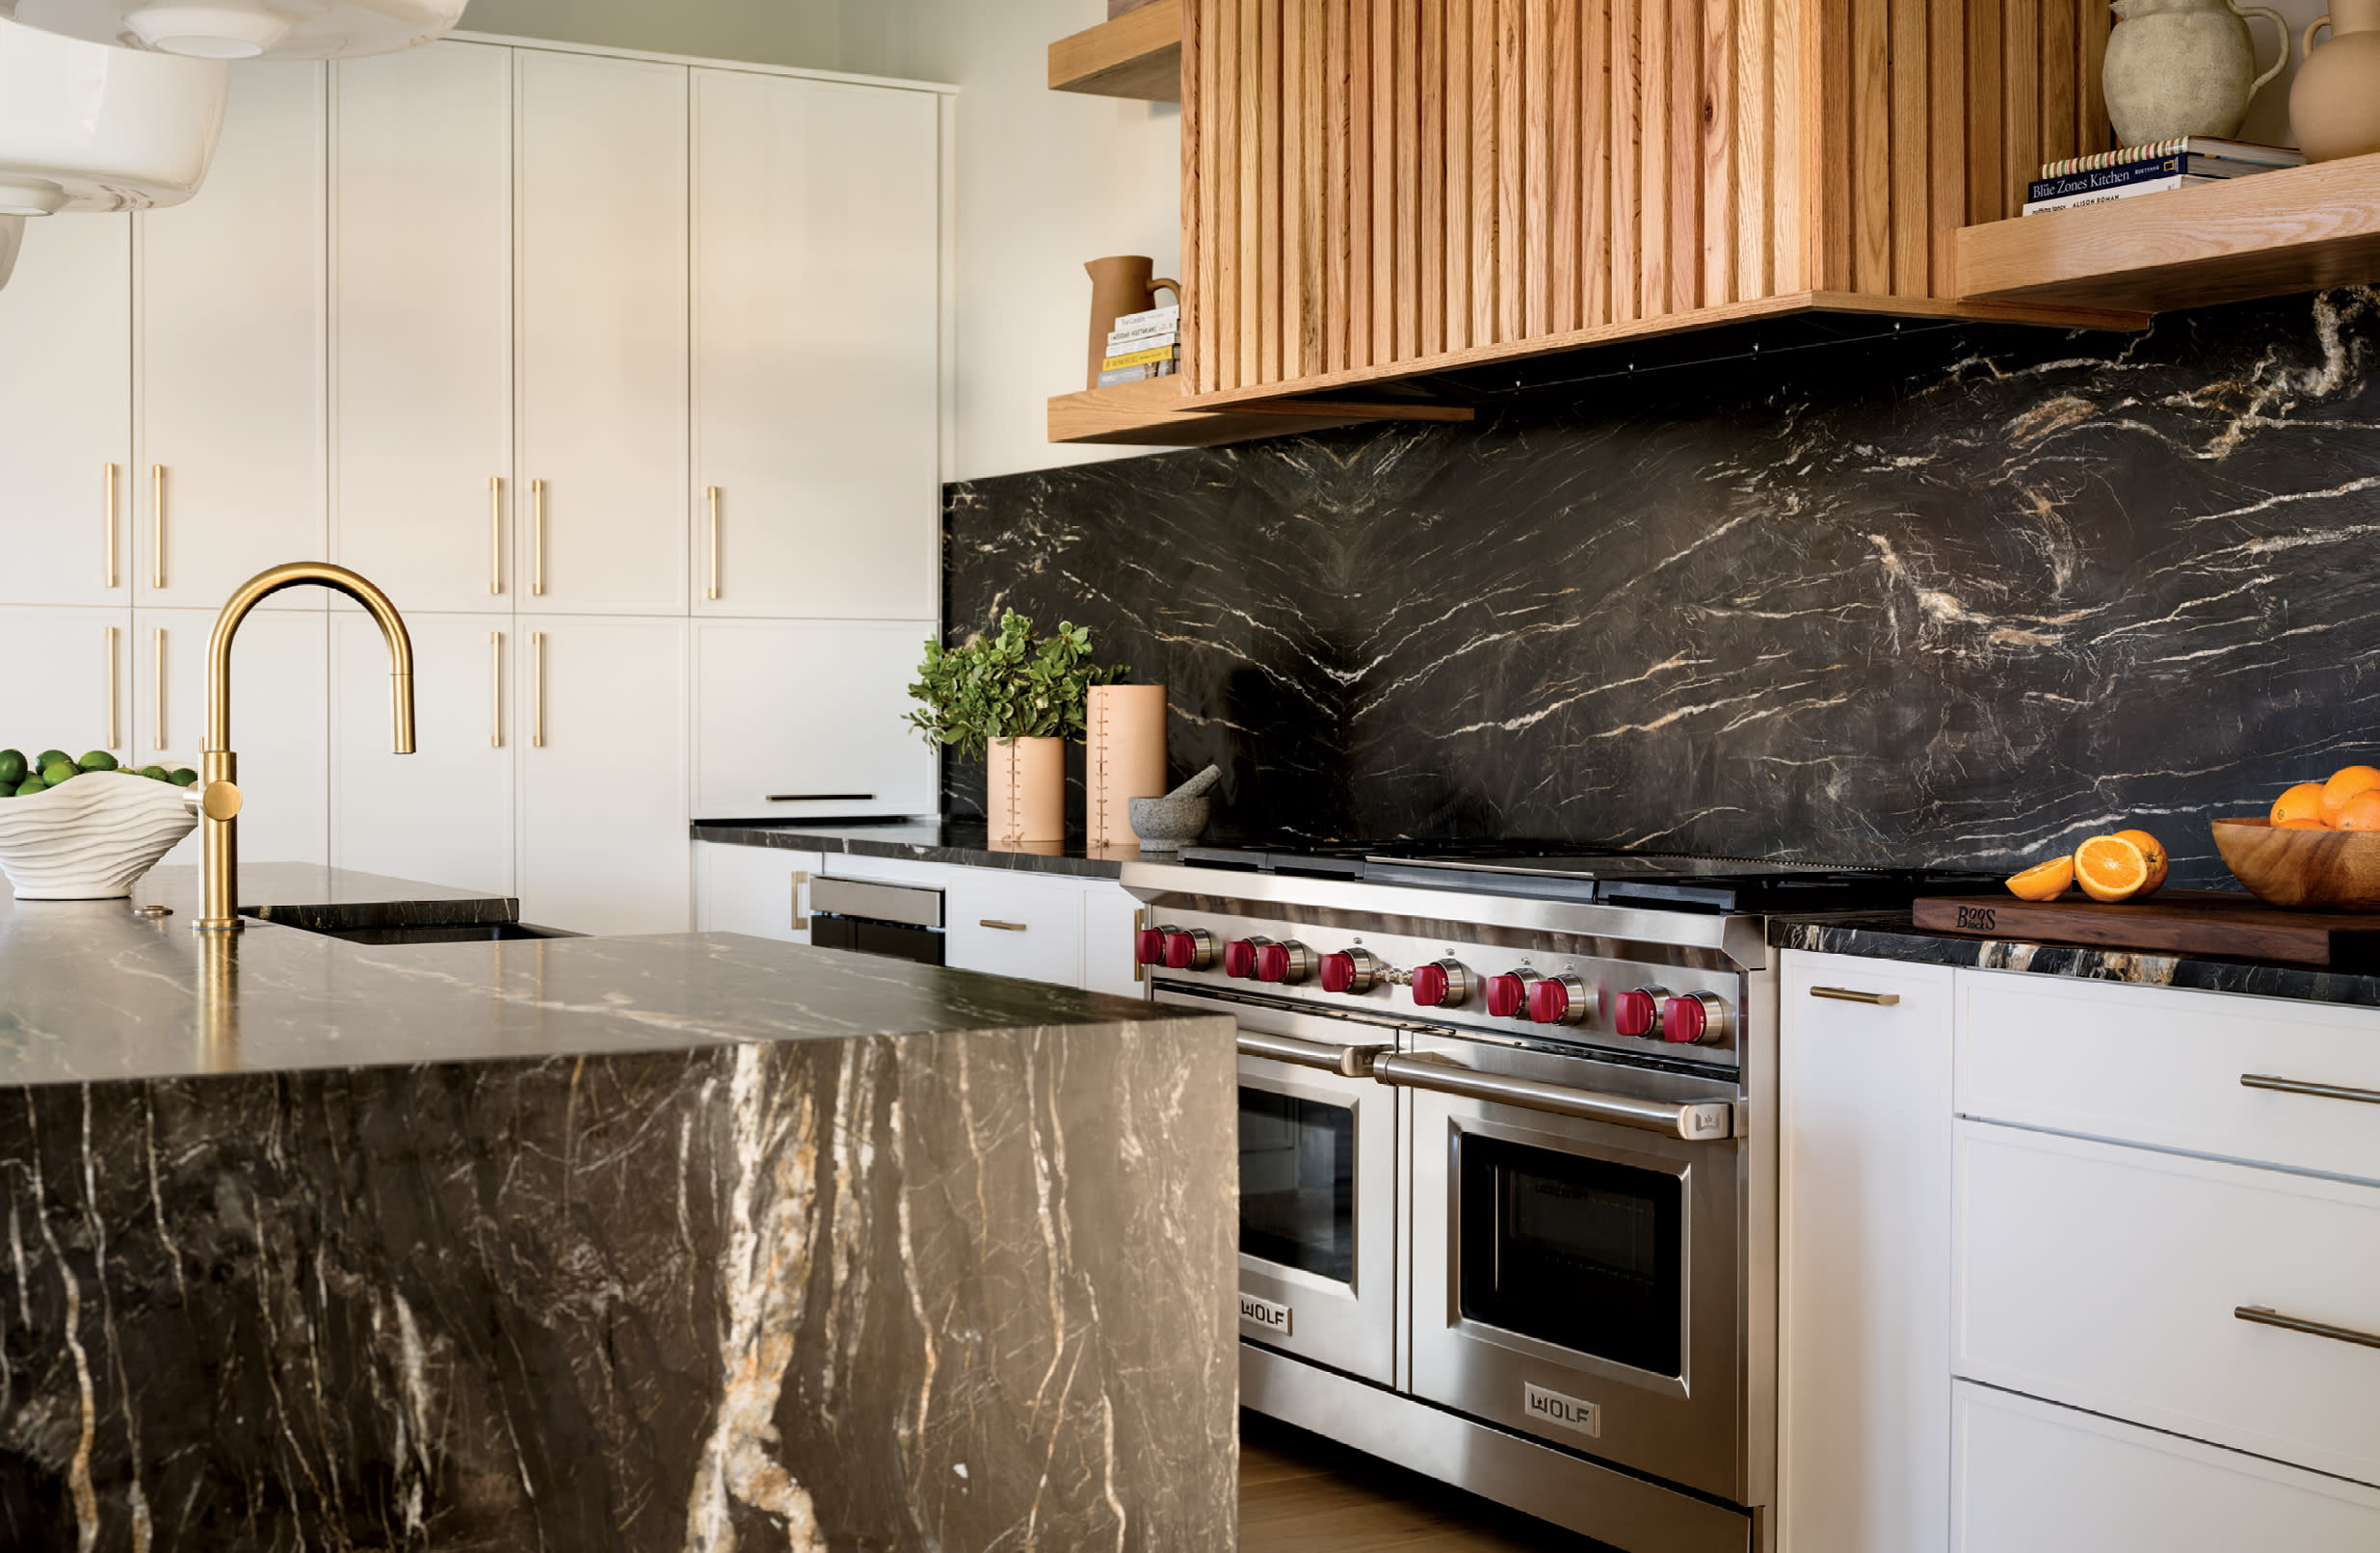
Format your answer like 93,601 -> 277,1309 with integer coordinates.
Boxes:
1811,987 -> 1901,1006
530,630 -> 545,748
705,486 -> 721,600
2235,1304 -> 2380,1352
151,626 -> 166,751
765,793 -> 874,803
103,463 -> 118,589
489,631 -> 503,749
790,869 -> 809,932
2241,1073 -> 2380,1107
150,465 -> 165,590
489,476 -> 503,593
105,625 -> 119,750
531,478 -> 545,595
980,919 -> 1029,933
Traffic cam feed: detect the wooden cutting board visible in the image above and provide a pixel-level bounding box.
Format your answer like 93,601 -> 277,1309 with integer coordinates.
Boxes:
1911,889 -> 2380,967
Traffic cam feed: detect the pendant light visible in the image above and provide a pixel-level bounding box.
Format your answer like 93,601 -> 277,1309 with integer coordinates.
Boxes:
0,215 -> 23,291
0,14 -> 226,218
0,0 -> 465,61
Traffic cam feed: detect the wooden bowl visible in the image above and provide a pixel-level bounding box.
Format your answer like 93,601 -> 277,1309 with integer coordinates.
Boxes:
2211,817 -> 2380,911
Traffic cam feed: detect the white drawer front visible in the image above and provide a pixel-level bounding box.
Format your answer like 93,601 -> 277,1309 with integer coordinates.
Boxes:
693,841 -> 819,944
945,872 -> 1084,987
1956,1122 -> 2380,1487
1955,1382 -> 2380,1553
1958,970 -> 2380,1183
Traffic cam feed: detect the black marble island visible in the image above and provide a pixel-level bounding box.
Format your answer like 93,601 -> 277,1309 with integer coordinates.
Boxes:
0,866 -> 1238,1551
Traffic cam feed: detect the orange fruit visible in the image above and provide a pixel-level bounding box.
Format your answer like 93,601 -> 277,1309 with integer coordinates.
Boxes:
2338,791 -> 2380,831
2272,782 -> 2329,828
2321,765 -> 2380,824
2113,829 -> 2169,893
2073,833 -> 2151,903
2005,855 -> 2075,902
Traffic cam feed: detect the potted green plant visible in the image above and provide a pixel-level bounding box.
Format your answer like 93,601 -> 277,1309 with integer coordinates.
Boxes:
908,612 -> 1126,842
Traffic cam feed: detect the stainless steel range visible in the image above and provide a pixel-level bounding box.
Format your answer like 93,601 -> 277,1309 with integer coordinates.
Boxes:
1122,844 -> 1989,1553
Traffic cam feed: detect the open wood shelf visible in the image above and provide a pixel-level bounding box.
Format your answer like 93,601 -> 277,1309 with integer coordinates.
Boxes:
1957,152 -> 2380,313
1049,0 -> 1181,102
1048,373 -> 1473,448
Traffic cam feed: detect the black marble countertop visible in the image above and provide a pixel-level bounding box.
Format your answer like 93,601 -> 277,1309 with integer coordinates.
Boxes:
0,862 -> 1207,1086
691,817 -> 1142,879
1772,910 -> 2380,1012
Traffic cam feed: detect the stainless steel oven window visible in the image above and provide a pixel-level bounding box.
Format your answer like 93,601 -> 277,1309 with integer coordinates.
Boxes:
1240,1087 -> 1357,1283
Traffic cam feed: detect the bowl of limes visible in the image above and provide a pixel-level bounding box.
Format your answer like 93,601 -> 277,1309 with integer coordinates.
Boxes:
0,749 -> 200,901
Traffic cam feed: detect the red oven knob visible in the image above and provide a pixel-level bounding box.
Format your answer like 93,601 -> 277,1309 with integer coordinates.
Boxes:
1161,927 -> 1215,970
1222,937 -> 1271,980
1528,973 -> 1590,1026
1410,960 -> 1470,1008
1613,986 -> 1672,1040
1135,927 -> 1169,965
1661,991 -> 1730,1045
1255,940 -> 1314,985
1483,972 -> 1536,1019
1319,948 -> 1382,994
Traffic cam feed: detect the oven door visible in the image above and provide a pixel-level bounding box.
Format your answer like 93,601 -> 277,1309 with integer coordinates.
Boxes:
1402,1032 -> 1748,1502
1159,987 -> 1399,1385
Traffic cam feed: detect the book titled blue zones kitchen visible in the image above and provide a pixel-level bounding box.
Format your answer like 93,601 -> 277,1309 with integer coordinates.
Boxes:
2020,137 -> 2306,216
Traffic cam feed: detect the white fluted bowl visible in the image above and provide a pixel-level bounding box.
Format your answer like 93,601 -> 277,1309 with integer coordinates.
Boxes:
0,771 -> 196,899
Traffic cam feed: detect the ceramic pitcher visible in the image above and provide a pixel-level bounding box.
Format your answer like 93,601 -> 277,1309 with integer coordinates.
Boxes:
2103,0 -> 2287,145
1084,255 -> 1179,390
2292,0 -> 2380,161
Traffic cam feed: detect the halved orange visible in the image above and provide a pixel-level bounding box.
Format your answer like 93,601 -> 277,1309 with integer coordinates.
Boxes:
2321,765 -> 2380,825
2074,834 -> 2151,903
2113,829 -> 2169,893
2005,855 -> 2075,902
2338,791 -> 2380,831
2272,782 -> 2329,828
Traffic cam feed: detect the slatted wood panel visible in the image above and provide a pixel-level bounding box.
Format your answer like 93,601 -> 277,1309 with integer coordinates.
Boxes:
1181,0 -> 2111,397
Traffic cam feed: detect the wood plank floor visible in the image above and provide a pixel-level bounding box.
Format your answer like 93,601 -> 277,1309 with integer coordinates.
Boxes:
1240,1410 -> 1620,1552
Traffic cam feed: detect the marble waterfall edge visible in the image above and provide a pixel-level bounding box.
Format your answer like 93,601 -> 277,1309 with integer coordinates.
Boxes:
0,1020 -> 1237,1551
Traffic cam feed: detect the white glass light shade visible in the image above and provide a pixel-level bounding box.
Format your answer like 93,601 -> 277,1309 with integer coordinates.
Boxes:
0,0 -> 464,60
0,15 -> 226,216
0,215 -> 23,291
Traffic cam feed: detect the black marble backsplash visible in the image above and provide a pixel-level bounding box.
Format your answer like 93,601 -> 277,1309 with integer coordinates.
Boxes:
944,289 -> 2380,887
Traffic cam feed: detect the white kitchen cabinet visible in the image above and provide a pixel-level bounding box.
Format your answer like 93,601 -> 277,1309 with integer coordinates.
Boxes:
690,68 -> 939,620
331,41 -> 515,615
0,217 -> 131,609
137,63 -> 328,613
330,608 -> 513,897
0,607 -> 133,765
693,839 -> 820,944
691,619 -> 937,820
1779,951 -> 1957,1553
134,606 -> 328,869
1081,882 -> 1148,998
515,616 -> 687,935
945,870 -> 1084,986
1954,1382 -> 2380,1553
514,48 -> 689,617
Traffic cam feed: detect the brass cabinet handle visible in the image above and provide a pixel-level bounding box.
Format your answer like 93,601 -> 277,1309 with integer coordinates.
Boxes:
790,869 -> 809,932
1132,906 -> 1147,984
151,625 -> 166,751
2241,1073 -> 2380,1107
2235,1304 -> 2380,1352
530,630 -> 545,748
489,476 -> 503,593
103,462 -> 118,589
766,793 -> 874,803
150,464 -> 165,590
980,919 -> 1029,933
489,631 -> 503,749
1811,987 -> 1901,1006
531,478 -> 545,595
705,486 -> 721,600
105,625 -> 119,750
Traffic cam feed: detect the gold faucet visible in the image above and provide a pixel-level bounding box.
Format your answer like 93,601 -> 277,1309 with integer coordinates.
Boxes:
195,562 -> 415,933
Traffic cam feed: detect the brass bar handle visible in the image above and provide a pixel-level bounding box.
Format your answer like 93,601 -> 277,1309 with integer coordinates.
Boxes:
790,870 -> 809,932
1811,987 -> 1902,1006
531,478 -> 545,595
765,793 -> 874,803
979,919 -> 1029,933
705,486 -> 721,600
1133,906 -> 1147,985
2241,1073 -> 2380,1107
530,630 -> 545,749
151,626 -> 166,752
150,465 -> 165,590
1237,1030 -> 1390,1079
489,631 -> 503,749
1371,1052 -> 1738,1141
2235,1304 -> 2380,1352
103,462 -> 118,589
105,625 -> 119,750
489,477 -> 503,593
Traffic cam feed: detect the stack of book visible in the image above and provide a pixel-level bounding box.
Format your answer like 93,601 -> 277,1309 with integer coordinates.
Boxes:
2021,136 -> 2306,215
1097,303 -> 1180,385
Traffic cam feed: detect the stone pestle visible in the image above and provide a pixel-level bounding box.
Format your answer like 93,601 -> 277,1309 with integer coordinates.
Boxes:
1167,765 -> 1223,802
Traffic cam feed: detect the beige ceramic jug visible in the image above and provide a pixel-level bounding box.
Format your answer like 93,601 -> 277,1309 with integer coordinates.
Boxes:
2293,0 -> 2380,161
2103,0 -> 2287,145
1083,256 -> 1180,389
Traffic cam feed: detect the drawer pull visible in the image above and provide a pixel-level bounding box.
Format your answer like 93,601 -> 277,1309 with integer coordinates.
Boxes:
1810,987 -> 1901,1006
2235,1304 -> 2380,1352
766,793 -> 874,803
2241,1073 -> 2380,1108
979,919 -> 1028,933
790,870 -> 809,932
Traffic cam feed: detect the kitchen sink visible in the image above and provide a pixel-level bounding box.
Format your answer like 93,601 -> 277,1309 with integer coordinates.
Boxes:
283,920 -> 581,946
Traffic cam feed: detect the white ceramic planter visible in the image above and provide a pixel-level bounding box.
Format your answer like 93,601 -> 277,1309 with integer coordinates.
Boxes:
0,772 -> 197,900
0,0 -> 465,61
0,14 -> 227,217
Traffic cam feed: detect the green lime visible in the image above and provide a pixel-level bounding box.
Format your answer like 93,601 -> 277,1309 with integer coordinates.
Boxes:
139,765 -> 169,781
40,763 -> 76,787
34,750 -> 68,773
13,777 -> 45,798
77,750 -> 119,773
0,750 -> 22,786
169,768 -> 198,787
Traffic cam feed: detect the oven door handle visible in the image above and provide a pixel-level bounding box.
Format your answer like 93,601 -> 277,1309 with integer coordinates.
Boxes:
1236,1030 -> 1390,1079
1371,1052 -> 1736,1141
